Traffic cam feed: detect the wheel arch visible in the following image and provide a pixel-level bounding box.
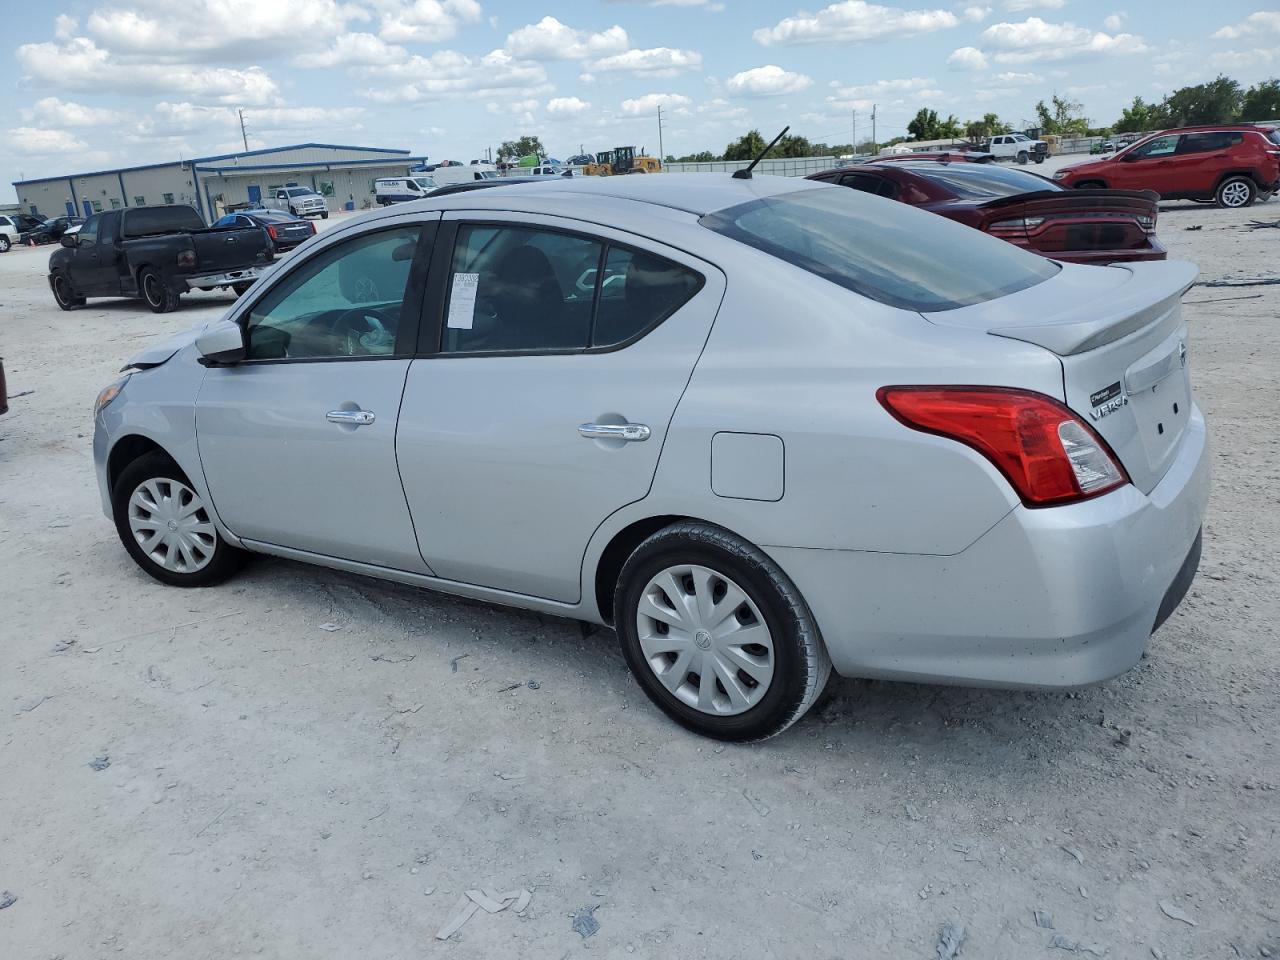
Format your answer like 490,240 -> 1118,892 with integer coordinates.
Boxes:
592,514 -> 692,625
107,434 -> 170,495
1214,169 -> 1262,189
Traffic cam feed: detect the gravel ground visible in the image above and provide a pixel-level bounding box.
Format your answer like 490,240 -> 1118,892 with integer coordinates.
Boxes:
1,194 -> 1277,960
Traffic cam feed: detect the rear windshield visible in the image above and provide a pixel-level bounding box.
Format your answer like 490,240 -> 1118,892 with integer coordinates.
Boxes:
908,164 -> 1064,199
700,187 -> 1059,312
122,206 -> 204,238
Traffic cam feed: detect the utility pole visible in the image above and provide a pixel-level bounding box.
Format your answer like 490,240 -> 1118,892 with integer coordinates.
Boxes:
871,104 -> 878,155
238,109 -> 250,152
852,109 -> 857,153
657,106 -> 665,165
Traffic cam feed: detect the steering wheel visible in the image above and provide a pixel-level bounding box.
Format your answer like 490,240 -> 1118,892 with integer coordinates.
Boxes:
328,304 -> 400,355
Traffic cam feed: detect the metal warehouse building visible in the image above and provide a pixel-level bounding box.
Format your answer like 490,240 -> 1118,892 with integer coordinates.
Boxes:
12,143 -> 428,223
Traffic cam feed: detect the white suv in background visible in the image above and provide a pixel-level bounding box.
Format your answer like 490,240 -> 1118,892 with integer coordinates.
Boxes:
0,215 -> 20,252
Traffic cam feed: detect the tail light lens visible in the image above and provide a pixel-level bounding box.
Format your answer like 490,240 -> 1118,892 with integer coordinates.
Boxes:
267,224 -> 278,239
309,221 -> 317,235
176,249 -> 196,267
987,216 -> 1045,236
877,386 -> 1128,507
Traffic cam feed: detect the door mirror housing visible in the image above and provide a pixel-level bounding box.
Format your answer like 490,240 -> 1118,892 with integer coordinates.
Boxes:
196,319 -> 247,366
60,233 -> 77,248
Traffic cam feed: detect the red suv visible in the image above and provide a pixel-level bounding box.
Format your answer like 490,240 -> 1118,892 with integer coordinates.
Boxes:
1053,124 -> 1280,208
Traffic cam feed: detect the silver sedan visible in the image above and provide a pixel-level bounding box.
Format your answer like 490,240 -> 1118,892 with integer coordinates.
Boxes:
93,174 -> 1209,740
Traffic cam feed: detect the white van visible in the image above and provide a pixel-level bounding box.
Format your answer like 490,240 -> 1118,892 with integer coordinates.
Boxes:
429,164 -> 499,187
375,176 -> 437,205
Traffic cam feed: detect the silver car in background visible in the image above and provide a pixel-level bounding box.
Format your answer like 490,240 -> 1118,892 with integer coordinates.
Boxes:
93,174 -> 1209,740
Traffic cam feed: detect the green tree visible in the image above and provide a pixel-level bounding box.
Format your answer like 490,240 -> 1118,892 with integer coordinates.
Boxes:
723,129 -> 768,161
907,108 -> 941,140
1162,75 -> 1242,126
1035,95 -> 1089,136
497,135 -> 545,162
965,113 -> 1010,141
1241,78 -> 1280,120
777,133 -> 814,157
937,114 -> 963,138
675,150 -> 718,162
1113,96 -> 1167,133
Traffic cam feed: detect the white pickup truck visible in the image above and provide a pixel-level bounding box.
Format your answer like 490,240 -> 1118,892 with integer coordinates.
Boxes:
264,186 -> 329,219
984,133 -> 1049,165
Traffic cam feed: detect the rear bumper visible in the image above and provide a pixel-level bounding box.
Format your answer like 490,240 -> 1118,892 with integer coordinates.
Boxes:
770,404 -> 1210,688
183,265 -> 266,290
1050,238 -> 1168,264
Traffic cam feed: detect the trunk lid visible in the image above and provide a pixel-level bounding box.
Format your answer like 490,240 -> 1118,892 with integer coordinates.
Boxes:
978,189 -> 1158,255
922,259 -> 1199,494
189,226 -> 272,272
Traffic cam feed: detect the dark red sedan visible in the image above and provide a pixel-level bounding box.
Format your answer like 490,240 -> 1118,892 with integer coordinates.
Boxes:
808,159 -> 1165,264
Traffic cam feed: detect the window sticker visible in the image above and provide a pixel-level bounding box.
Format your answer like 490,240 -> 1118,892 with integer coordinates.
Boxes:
447,272 -> 480,329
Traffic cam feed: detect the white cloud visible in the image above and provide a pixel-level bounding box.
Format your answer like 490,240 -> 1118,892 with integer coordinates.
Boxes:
1002,0 -> 1065,9
485,98 -> 539,115
1103,11 -> 1127,32
546,96 -> 592,116
140,101 -> 363,138
1211,48 -> 1276,70
21,97 -> 125,127
17,37 -> 281,104
585,47 -> 703,75
1212,11 -> 1280,41
979,17 -> 1148,63
356,48 -> 549,103
754,1 -> 959,45
994,70 -> 1036,82
293,33 -> 407,68
377,0 -> 484,43
504,16 -> 628,59
947,46 -> 988,69
54,14 -> 78,39
620,92 -> 693,115
826,76 -> 941,109
963,6 -> 992,22
725,65 -> 812,97
4,127 -> 88,155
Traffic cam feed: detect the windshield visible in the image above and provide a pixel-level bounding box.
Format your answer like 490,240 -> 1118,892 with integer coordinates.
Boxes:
908,164 -> 1064,199
413,177 -> 436,190
285,188 -> 314,197
700,187 -> 1059,312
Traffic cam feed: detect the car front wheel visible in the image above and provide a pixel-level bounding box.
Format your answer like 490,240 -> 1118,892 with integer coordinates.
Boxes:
1216,176 -> 1256,208
614,522 -> 831,741
52,272 -> 86,310
112,452 -> 243,587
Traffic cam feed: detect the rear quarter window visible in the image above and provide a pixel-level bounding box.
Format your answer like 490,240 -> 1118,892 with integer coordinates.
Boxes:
700,187 -> 1059,313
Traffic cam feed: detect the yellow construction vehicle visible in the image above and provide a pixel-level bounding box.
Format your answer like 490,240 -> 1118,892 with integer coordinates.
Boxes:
583,147 -> 663,176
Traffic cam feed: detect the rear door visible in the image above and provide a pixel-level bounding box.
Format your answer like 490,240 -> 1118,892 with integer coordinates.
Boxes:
196,214 -> 438,569
1174,131 -> 1243,195
395,211 -> 725,603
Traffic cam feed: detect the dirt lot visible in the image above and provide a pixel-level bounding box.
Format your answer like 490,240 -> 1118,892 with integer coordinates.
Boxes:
1,196 -> 1278,960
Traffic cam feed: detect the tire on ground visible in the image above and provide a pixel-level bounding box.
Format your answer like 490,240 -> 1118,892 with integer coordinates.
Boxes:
111,450 -> 244,588
1017,150 -> 1029,164
1216,176 -> 1257,208
613,521 -> 832,741
140,267 -> 180,313
51,272 -> 85,310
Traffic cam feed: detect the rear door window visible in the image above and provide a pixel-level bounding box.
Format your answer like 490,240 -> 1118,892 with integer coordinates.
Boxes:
1177,132 -> 1244,154
700,187 -> 1058,312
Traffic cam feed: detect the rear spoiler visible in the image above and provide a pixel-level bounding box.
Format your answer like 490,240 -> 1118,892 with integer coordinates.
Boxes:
987,260 -> 1199,356
976,188 -> 1160,211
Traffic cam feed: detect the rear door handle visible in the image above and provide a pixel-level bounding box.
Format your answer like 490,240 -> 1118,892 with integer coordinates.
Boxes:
578,422 -> 650,442
327,409 -> 375,426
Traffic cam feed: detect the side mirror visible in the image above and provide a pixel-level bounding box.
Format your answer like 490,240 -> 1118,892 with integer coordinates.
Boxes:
196,319 -> 247,366
60,234 -> 77,248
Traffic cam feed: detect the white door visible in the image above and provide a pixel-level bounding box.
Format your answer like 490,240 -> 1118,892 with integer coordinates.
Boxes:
396,212 -> 726,602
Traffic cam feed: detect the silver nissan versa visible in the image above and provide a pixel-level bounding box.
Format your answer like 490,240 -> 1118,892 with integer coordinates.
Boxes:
93,174 -> 1209,740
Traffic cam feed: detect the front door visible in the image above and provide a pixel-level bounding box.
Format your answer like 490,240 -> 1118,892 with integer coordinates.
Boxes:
247,184 -> 262,205
1112,133 -> 1181,192
196,216 -> 439,571
67,215 -> 118,295
396,212 -> 725,603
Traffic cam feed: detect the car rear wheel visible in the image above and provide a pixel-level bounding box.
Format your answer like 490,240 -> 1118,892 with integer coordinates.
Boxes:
614,522 -> 831,741
0,236 -> 10,253
320,212 -> 329,219
1017,150 -> 1029,164
112,452 -> 244,587
1216,176 -> 1256,209
51,272 -> 85,310
140,267 -> 179,313
1034,154 -> 1046,164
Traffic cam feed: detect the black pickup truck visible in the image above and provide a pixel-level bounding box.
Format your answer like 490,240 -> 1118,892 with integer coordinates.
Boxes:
48,205 -> 273,313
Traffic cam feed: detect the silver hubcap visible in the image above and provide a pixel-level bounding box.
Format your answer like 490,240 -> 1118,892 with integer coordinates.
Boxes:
1223,182 -> 1250,206
635,564 -> 775,716
128,478 -> 217,573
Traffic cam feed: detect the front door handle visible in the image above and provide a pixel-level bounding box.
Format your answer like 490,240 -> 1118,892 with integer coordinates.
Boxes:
327,409 -> 375,426
578,422 -> 650,442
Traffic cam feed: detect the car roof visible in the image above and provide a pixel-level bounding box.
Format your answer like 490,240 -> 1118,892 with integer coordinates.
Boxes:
1158,123 -> 1277,134
416,172 -> 815,216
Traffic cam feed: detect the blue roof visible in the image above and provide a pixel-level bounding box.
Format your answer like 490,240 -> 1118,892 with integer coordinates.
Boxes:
13,143 -> 416,187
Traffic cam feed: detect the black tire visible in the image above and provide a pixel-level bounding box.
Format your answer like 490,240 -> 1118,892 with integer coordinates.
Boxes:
614,522 -> 831,741
51,272 -> 85,310
112,451 -> 244,588
232,281 -> 254,297
1034,154 -> 1046,164
1016,150 -> 1029,165
1216,176 -> 1257,209
140,267 -> 179,313
289,206 -> 297,217
0,235 -> 10,253
320,212 -> 329,219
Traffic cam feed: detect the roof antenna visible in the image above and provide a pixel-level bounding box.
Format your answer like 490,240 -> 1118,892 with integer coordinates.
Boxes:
733,126 -> 789,180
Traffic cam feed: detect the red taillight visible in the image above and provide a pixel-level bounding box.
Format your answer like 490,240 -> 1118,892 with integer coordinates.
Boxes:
176,249 -> 195,267
267,224 -> 278,239
876,386 -> 1129,507
309,221 -> 317,235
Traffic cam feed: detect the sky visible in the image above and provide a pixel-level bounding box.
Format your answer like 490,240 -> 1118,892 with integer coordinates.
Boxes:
3,0 -> 1279,203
